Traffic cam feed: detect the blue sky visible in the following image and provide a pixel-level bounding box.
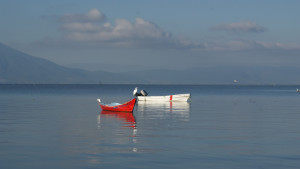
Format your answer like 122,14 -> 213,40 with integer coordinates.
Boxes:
1,0 -> 300,72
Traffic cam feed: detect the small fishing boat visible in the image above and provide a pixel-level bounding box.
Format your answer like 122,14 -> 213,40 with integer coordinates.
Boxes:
97,98 -> 136,112
137,93 -> 191,102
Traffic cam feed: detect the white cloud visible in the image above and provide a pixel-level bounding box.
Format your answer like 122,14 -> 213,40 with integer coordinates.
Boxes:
57,9 -> 199,49
211,21 -> 266,33
257,42 -> 300,50
60,8 -> 106,23
52,9 -> 300,52
201,40 -> 300,51
61,17 -> 169,44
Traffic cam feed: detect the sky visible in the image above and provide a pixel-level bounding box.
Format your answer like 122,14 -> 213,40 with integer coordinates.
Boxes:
1,0 -> 300,72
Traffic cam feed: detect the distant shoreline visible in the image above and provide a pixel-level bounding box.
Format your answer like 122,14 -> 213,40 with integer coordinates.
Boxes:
1,83 -> 300,86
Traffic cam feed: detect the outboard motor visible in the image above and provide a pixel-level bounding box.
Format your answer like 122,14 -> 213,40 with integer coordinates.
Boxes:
133,87 -> 148,96
140,90 -> 148,96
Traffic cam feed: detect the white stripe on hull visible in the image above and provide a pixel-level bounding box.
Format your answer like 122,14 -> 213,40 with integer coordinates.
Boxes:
137,93 -> 190,102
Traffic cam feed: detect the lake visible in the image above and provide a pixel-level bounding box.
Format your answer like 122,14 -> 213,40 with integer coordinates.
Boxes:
1,84 -> 300,169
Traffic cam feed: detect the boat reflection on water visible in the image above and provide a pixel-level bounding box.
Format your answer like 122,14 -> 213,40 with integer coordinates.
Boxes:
97,111 -> 138,150
99,110 -> 136,128
137,101 -> 191,121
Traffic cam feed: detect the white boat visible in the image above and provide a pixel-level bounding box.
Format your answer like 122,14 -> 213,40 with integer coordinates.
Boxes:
137,93 -> 191,102
133,87 -> 190,102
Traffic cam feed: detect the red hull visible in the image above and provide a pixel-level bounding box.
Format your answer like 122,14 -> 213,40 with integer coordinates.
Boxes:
99,98 -> 136,112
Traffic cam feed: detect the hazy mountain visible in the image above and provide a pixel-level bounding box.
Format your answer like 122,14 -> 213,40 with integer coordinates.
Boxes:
1,42 -> 300,84
0,43 -> 146,84
65,62 -> 153,72
123,66 -> 300,85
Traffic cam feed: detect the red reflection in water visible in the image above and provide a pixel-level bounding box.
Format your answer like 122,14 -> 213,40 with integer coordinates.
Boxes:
100,110 -> 136,128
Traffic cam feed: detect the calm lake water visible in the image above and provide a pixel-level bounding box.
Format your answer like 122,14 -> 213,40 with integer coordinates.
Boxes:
1,84 -> 300,169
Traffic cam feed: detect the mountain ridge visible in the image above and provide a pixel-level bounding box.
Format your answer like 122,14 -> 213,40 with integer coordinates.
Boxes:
1,42 -> 300,85
0,43 -> 147,84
